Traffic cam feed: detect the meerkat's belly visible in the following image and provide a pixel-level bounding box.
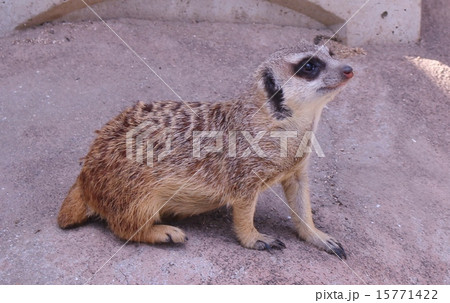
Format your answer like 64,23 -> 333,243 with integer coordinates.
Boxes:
159,189 -> 227,217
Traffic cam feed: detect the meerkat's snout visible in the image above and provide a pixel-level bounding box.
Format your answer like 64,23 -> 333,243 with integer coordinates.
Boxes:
342,65 -> 354,79
331,64 -> 353,89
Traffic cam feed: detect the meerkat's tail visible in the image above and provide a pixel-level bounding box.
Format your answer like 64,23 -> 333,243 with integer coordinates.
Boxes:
57,178 -> 91,228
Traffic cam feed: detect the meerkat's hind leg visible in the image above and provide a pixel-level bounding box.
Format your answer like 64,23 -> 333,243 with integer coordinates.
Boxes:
113,223 -> 188,244
136,224 -> 187,244
107,195 -> 188,245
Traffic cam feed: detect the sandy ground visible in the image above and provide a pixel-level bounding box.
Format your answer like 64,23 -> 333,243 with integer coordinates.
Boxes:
0,1 -> 449,284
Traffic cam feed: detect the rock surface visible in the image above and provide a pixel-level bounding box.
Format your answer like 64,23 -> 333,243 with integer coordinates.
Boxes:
0,1 -> 448,284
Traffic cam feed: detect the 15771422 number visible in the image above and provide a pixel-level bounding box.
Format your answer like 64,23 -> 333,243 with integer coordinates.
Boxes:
376,290 -> 438,300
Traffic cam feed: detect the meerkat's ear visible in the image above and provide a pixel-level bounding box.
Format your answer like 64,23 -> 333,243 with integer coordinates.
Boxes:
262,67 -> 292,120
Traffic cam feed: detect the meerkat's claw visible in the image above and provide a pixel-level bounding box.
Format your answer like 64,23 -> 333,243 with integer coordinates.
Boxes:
325,239 -> 346,259
166,233 -> 173,243
254,238 -> 286,251
274,239 -> 287,249
158,226 -> 187,244
255,240 -> 270,251
300,228 -> 346,259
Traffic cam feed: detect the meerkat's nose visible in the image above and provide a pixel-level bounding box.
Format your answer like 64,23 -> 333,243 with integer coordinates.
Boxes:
342,65 -> 354,79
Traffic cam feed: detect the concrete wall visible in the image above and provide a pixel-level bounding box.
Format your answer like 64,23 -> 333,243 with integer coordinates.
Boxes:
0,0 -> 422,46
312,0 -> 422,45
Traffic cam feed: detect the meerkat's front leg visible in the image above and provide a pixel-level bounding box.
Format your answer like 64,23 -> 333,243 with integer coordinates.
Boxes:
233,196 -> 286,251
281,169 -> 346,259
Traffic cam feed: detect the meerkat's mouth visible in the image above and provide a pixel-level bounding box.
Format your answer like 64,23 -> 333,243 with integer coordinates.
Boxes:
318,80 -> 348,92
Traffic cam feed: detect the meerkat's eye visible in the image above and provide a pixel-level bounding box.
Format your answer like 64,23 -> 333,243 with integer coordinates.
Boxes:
293,56 -> 325,81
304,62 -> 315,72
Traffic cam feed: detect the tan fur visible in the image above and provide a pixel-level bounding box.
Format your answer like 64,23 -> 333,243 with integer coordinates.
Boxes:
58,179 -> 91,228
58,41 -> 352,258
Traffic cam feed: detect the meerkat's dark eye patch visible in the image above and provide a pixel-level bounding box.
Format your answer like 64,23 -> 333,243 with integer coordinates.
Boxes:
262,68 -> 292,120
293,56 -> 326,81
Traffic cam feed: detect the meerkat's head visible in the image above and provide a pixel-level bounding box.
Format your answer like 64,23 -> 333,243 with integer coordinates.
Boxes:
256,41 -> 353,120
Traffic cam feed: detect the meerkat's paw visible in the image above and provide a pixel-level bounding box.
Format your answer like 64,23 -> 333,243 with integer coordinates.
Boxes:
301,228 -> 346,259
240,233 -> 286,251
323,237 -> 346,259
163,226 -> 188,244
139,225 -> 187,244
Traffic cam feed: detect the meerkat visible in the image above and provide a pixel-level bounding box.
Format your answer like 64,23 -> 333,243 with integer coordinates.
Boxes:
58,40 -> 353,259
